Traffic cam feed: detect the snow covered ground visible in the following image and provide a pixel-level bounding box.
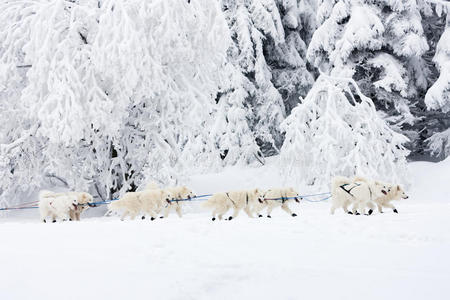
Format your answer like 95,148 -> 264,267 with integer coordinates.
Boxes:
0,158 -> 449,299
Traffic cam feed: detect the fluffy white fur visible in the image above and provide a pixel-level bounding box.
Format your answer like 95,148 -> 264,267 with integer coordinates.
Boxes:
162,186 -> 195,218
202,189 -> 264,221
68,192 -> 94,221
353,176 -> 408,213
255,187 -> 301,218
145,181 -> 159,190
39,190 -> 79,222
106,189 -> 173,221
330,176 -> 386,215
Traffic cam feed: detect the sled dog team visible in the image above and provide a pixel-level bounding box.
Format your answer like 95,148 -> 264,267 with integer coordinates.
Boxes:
38,176 -> 408,222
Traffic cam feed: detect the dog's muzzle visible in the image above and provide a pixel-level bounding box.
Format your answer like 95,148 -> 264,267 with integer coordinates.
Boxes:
382,190 -> 387,195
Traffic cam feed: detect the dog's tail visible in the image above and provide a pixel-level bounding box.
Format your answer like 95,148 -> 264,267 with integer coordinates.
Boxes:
352,175 -> 368,183
39,190 -> 57,200
332,176 -> 351,190
201,194 -> 221,209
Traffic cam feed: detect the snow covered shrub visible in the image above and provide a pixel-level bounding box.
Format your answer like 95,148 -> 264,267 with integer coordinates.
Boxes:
280,74 -> 410,188
426,128 -> 450,159
0,0 -> 233,204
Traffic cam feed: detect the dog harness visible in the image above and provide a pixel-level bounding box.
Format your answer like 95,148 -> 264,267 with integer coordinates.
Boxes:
225,192 -> 237,207
339,183 -> 361,197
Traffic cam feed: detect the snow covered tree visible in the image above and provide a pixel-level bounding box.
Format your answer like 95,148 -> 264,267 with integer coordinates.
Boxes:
424,5 -> 450,159
0,0 -> 232,204
307,0 -> 430,151
279,74 -> 409,188
221,0 -> 317,156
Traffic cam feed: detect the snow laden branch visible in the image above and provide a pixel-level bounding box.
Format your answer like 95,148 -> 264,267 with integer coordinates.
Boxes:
279,73 -> 410,189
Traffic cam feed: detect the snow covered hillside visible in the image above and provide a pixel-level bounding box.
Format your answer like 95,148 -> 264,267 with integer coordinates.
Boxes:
0,159 -> 448,300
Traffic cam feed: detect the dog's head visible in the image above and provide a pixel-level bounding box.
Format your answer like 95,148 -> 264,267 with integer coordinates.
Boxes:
71,197 -> 79,209
181,186 -> 195,199
395,185 -> 408,199
252,188 -> 265,203
374,181 -> 390,197
163,190 -> 174,204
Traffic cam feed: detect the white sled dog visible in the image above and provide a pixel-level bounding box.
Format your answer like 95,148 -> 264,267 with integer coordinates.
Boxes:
254,187 -> 301,218
353,176 -> 408,213
161,186 -> 195,218
39,190 -> 79,222
330,176 -> 387,215
106,189 -> 173,221
202,189 -> 264,221
40,191 -> 94,221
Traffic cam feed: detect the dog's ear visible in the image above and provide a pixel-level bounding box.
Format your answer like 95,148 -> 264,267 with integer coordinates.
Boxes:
254,188 -> 259,194
397,185 -> 401,191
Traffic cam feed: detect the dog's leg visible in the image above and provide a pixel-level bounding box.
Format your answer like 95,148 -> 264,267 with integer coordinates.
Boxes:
377,203 -> 383,213
281,203 -> 296,217
162,205 -> 170,218
342,201 -> 351,214
211,208 -> 217,221
358,202 -> 366,215
228,207 -> 240,220
147,210 -> 158,221
175,205 -> 183,218
330,204 -> 336,215
383,202 -> 398,213
120,211 -> 130,221
366,202 -> 375,215
243,206 -> 254,218
266,205 -> 274,218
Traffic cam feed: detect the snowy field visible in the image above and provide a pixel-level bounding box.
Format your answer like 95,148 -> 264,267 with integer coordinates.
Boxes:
0,158 -> 449,300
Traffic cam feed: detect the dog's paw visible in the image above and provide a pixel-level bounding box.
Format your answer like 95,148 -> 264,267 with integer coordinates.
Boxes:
368,209 -> 373,215
267,215 -> 271,218
258,214 -> 263,218
159,216 -> 164,219
52,220 -> 56,223
291,213 -> 297,217
228,216 -> 233,221
212,217 -> 216,221
141,216 -> 145,220
150,217 -> 155,221
355,212 -> 360,216
393,209 -> 398,214
347,211 -> 353,215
